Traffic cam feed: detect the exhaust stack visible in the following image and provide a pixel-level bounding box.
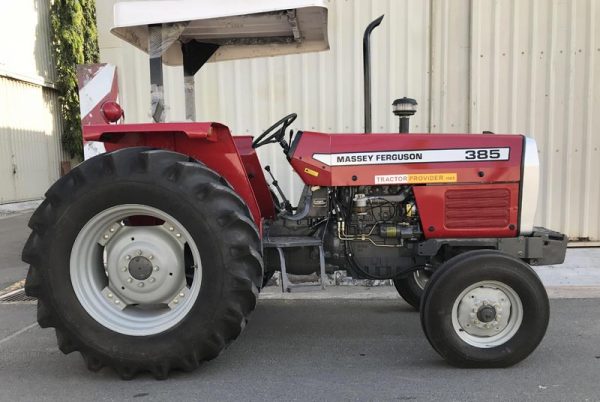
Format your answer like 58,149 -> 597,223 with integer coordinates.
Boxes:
363,15 -> 384,134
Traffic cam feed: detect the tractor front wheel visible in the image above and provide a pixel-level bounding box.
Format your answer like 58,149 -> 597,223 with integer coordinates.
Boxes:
420,250 -> 549,367
22,148 -> 263,379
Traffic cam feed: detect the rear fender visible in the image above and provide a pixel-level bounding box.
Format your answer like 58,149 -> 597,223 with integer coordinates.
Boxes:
83,123 -> 264,231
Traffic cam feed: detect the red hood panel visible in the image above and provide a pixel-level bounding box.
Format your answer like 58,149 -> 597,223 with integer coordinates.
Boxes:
289,132 -> 524,186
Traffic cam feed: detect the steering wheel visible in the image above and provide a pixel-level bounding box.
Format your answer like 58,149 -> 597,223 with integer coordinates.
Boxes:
252,113 -> 297,150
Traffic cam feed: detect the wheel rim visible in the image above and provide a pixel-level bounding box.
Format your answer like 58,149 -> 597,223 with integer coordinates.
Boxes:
413,269 -> 431,290
451,280 -> 523,348
70,204 -> 202,336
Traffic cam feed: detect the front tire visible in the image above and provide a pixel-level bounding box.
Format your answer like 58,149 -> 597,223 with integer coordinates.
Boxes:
420,250 -> 549,367
22,148 -> 263,379
393,268 -> 431,310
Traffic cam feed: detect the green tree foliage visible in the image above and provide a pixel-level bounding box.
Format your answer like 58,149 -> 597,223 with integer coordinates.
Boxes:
50,0 -> 99,159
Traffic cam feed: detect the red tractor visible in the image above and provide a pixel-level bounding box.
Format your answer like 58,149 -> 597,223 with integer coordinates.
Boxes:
23,1 -> 567,379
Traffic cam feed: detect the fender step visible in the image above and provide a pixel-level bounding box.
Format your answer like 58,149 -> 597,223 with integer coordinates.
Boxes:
263,236 -> 326,293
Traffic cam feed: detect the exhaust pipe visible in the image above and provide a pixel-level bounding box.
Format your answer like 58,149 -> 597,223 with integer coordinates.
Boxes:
363,15 -> 384,134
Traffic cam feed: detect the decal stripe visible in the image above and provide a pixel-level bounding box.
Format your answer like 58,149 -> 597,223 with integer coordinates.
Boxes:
79,64 -> 116,118
313,148 -> 510,166
77,64 -> 119,160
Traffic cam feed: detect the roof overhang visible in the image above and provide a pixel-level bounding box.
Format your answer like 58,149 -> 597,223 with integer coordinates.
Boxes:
111,0 -> 329,66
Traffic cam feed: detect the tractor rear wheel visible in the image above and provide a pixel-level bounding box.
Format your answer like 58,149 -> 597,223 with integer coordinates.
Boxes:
419,250 -> 549,367
22,147 -> 263,379
393,268 -> 431,310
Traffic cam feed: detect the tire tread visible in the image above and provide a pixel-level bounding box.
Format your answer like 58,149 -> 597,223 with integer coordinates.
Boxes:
23,147 -> 262,379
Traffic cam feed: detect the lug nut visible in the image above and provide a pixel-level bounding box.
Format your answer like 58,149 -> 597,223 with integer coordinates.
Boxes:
137,282 -> 144,288
137,250 -> 142,256
103,234 -> 109,239
176,233 -> 181,238
110,228 -> 115,233
127,278 -> 133,283
154,266 -> 159,272
169,226 -> 174,231
122,266 -> 127,272
107,293 -> 113,298
173,299 -> 179,304
179,292 -> 185,298
115,300 -> 120,304
149,277 -> 156,283
149,255 -> 153,260
125,255 -> 131,260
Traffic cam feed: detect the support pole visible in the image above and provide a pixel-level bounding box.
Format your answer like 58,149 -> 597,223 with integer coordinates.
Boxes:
181,41 -> 219,122
149,24 -> 165,123
184,74 -> 196,121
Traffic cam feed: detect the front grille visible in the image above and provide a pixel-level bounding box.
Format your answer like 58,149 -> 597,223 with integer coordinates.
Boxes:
445,188 -> 511,229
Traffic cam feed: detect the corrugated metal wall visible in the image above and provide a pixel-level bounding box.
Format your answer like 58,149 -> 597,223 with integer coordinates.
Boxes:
97,0 -> 600,241
468,0 -> 600,241
0,0 -> 66,203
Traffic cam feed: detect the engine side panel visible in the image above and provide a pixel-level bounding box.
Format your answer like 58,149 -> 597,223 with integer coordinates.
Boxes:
289,132 -> 524,186
289,131 -> 524,239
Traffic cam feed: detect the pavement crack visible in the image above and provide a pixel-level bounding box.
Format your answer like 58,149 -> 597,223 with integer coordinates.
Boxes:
0,323 -> 38,347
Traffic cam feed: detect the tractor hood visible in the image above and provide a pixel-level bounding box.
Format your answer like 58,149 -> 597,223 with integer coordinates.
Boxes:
111,0 -> 329,65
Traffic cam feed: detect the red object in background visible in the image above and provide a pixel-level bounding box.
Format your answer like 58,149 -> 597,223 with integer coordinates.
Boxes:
101,101 -> 124,123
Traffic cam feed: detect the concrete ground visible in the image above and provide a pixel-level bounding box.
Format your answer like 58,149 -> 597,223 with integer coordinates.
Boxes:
1,210 -> 600,401
0,212 -> 33,290
1,299 -> 599,401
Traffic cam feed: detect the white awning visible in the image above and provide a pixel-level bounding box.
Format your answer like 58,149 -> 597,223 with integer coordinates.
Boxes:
111,0 -> 329,65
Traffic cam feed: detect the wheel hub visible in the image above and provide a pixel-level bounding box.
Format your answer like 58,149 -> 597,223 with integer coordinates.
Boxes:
451,281 -> 524,348
128,256 -> 153,280
477,305 -> 497,323
104,224 -> 188,307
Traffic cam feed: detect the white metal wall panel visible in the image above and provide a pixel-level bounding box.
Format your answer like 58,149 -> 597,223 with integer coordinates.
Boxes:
0,0 -> 65,203
469,0 -> 600,240
0,78 -> 66,203
0,0 -> 56,84
97,0 -> 600,240
429,0 -> 471,133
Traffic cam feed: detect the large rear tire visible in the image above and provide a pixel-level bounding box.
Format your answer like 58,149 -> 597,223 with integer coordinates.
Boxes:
22,148 -> 263,379
420,250 -> 549,367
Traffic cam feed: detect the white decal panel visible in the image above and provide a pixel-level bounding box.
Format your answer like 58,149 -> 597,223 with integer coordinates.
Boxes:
312,148 -> 510,166
83,141 -> 107,160
375,173 -> 458,184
